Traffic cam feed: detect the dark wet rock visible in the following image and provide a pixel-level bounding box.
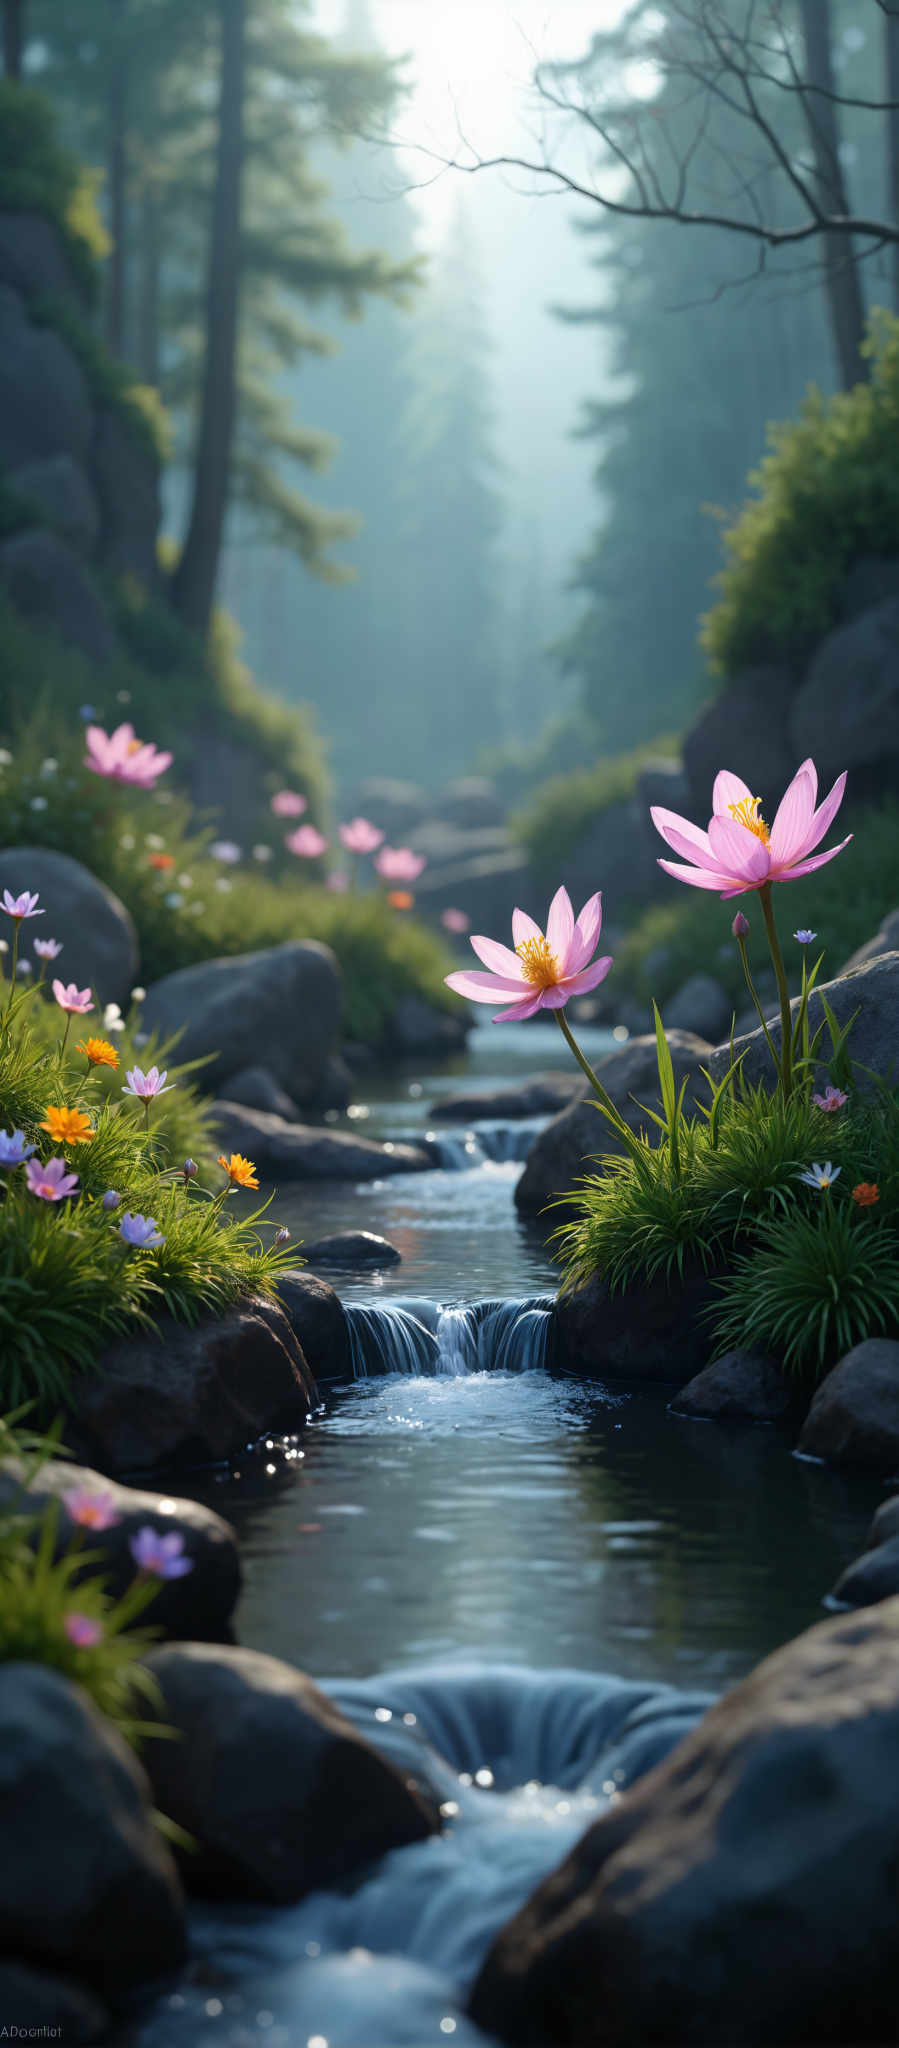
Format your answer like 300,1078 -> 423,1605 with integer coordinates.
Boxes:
319,1050 -> 354,1110
798,1340 -> 899,1472
92,406 -> 160,588
433,776 -> 505,829
212,1100 -> 431,1179
0,1664 -> 185,1995
791,594 -> 899,790
682,666 -> 796,820
142,940 -> 341,1105
388,991 -> 471,1054
0,285 -> 92,469
470,1597 -> 899,2048
430,1073 -> 588,1122
10,451 -> 99,554
663,971 -> 732,1044
558,797 -> 666,910
142,1643 -> 440,1902
840,906 -> 899,975
841,554 -> 899,623
708,951 -> 899,1097
633,755 -> 690,815
0,212 -> 85,302
556,1262 -> 720,1385
0,529 -> 117,664
0,845 -> 138,1004
669,1348 -> 795,1424
69,1295 -> 317,1475
218,1063 -> 302,1121
515,1030 -> 713,1214
0,1457 -> 241,1641
0,1961 -> 109,2042
829,1534 -> 899,1610
870,1492 -> 899,1545
275,1269 -> 350,1382
302,1230 -> 402,1269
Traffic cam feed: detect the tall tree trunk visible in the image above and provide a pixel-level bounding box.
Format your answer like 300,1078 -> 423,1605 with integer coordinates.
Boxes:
3,0 -> 24,78
172,0 -> 246,637
137,176 -> 161,387
886,12 -> 899,314
105,0 -> 128,356
798,0 -> 867,388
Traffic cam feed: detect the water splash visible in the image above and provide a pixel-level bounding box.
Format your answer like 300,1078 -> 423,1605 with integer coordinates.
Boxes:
343,1298 -> 555,1379
346,1303 -> 439,1379
421,1120 -> 545,1170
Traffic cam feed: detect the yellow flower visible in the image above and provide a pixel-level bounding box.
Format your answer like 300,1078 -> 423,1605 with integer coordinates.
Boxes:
218,1152 -> 259,1190
76,1037 -> 119,1071
41,1105 -> 95,1146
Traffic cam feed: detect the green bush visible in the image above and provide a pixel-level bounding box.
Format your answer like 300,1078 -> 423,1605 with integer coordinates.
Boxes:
702,310 -> 899,674
0,81 -> 107,302
710,1201 -> 899,1377
512,735 -> 680,879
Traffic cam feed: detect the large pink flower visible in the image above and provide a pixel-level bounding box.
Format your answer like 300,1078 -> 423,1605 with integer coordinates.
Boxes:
650,759 -> 851,900
339,817 -> 384,855
84,723 -> 172,790
375,846 -> 426,882
285,825 -> 328,859
445,886 -> 612,1022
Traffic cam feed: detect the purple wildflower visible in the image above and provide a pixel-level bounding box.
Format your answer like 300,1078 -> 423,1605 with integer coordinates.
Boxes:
129,1527 -> 193,1579
33,937 -> 62,961
2,890 -> 43,922
119,1212 -> 165,1249
24,1157 -> 79,1202
0,1129 -> 35,1167
122,1066 -> 173,1103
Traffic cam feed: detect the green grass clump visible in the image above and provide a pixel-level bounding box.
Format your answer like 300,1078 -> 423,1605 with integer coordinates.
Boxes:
0,81 -> 107,302
702,309 -> 899,675
512,736 -> 680,881
711,1202 -> 899,1377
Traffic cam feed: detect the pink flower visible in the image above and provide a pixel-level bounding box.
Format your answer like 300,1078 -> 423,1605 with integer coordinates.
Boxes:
375,846 -> 426,883
63,1613 -> 103,1649
813,1084 -> 848,1112
122,1065 -> 172,1102
441,908 -> 470,933
285,825 -> 329,859
25,1156 -> 79,1202
2,889 -> 43,921
271,790 -> 307,818
84,723 -> 172,790
650,759 -> 851,900
326,870 -> 350,893
33,937 -> 62,960
445,885 -> 613,1022
52,980 -> 93,1016
339,817 -> 385,855
64,1488 -> 121,1530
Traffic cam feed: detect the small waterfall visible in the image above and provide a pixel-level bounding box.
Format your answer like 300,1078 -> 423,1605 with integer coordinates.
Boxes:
421,1119 -> 544,1170
343,1298 -> 555,1379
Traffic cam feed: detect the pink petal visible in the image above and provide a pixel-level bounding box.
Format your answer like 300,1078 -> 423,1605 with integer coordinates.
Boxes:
651,808 -> 721,870
559,955 -> 614,997
712,769 -> 754,816
658,859 -> 741,892
805,770 -> 847,853
469,934 -> 526,979
565,892 -> 603,975
772,835 -> 852,882
445,970 -> 529,1003
538,985 -> 571,1009
794,756 -> 819,807
546,886 -> 574,960
768,765 -> 817,867
708,814 -> 771,882
491,991 -> 547,1022
512,908 -> 542,948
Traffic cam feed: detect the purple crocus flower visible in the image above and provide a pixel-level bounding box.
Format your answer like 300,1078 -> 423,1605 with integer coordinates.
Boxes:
25,1156 -> 79,1202
182,1158 -> 198,1182
63,1612 -> 104,1648
102,1189 -> 121,1211
122,1065 -> 173,1102
794,929 -> 818,945
64,1488 -> 121,1531
0,1129 -> 35,1167
33,937 -> 63,961
275,1226 -> 291,1246
812,1084 -> 848,1112
129,1526 -> 193,1578
119,1212 -> 165,1249
2,889 -> 43,921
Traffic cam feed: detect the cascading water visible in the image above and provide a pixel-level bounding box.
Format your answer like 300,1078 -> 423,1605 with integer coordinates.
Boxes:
343,1297 -> 556,1379
420,1118 -> 545,1170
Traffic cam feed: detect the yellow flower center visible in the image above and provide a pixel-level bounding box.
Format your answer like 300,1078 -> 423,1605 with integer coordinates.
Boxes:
127,737 -> 144,755
728,796 -> 770,846
516,935 -> 561,988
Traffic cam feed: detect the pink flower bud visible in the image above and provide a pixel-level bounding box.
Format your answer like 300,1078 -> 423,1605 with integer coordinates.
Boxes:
732,911 -> 750,939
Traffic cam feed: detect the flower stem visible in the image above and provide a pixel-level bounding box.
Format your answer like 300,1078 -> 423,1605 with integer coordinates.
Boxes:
759,883 -> 793,1101
59,1012 -> 72,1060
553,1008 -> 641,1157
3,922 -> 20,1028
735,934 -> 780,1080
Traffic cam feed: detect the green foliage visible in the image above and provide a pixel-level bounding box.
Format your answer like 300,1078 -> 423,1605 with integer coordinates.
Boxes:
513,736 -> 680,880
709,1203 -> 899,1378
30,292 -> 170,464
703,313 -> 899,674
0,81 -> 106,300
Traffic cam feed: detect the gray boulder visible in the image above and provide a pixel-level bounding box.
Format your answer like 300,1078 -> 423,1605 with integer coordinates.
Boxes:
471,1598 -> 899,2048
276,1269 -> 351,1382
302,1230 -> 402,1269
555,1262 -> 720,1385
0,529 -> 117,664
142,939 -> 341,1103
798,1340 -> 899,1473
669,1348 -> 795,1423
841,554 -> 899,623
142,1643 -> 439,1901
433,776 -> 505,828
559,796 -> 667,910
0,285 -> 92,468
663,971 -> 732,1043
413,846 -> 538,937
10,452 -> 99,554
708,951 -> 899,1096
633,755 -> 691,815
219,1063 -> 301,1121
0,1457 -> 241,1641
211,1100 -> 431,1180
791,595 -> 899,787
840,907 -> 899,974
828,1535 -> 899,1611
388,992 -> 470,1054
0,1664 -> 185,1995
92,407 -> 160,589
515,1030 -> 713,1214
0,845 -> 138,1004
69,1295 -> 317,1476
683,666 -> 797,819
430,1073 -> 588,1122
869,1493 -> 899,1546
0,212 -> 84,302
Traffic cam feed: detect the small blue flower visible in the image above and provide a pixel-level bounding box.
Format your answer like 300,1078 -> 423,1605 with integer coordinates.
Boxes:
102,1189 -> 121,1211
0,1129 -> 35,1167
119,1211 -> 165,1249
794,929 -> 817,945
78,704 -> 97,722
798,1161 -> 840,1191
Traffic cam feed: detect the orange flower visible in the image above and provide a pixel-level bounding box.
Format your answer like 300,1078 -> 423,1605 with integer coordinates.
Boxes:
148,852 -> 175,871
218,1152 -> 259,1190
76,1036 -> 119,1070
387,890 -> 414,910
852,1182 -> 880,1207
41,1105 -> 95,1145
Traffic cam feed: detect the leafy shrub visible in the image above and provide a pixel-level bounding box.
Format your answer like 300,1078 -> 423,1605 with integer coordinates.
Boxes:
512,735 -> 680,878
709,1202 -> 899,1377
0,81 -> 106,301
702,311 -> 899,675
